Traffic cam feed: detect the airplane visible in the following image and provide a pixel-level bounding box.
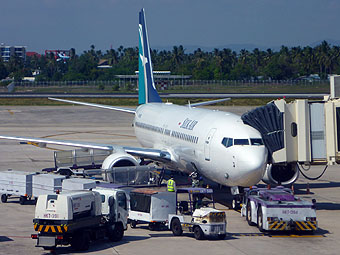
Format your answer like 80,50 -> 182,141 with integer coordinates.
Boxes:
0,9 -> 269,206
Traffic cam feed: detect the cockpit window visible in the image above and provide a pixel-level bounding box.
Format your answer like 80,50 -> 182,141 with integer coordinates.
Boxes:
234,139 -> 249,145
250,138 -> 264,146
221,137 -> 233,148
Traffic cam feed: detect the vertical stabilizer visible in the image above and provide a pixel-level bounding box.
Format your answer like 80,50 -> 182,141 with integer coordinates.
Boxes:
138,9 -> 162,105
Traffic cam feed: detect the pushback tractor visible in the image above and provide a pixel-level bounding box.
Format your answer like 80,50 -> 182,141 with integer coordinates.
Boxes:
241,186 -> 317,232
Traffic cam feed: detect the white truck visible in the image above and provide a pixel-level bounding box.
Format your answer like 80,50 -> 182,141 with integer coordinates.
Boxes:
241,186 -> 317,232
31,188 -> 128,251
129,188 -> 176,230
168,188 -> 227,240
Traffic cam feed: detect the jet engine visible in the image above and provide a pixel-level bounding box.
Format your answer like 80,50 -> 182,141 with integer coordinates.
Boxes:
101,150 -> 139,182
262,163 -> 299,185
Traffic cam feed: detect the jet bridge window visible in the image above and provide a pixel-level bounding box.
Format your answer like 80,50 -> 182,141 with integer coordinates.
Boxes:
222,137 -> 233,148
234,139 -> 249,145
250,138 -> 264,146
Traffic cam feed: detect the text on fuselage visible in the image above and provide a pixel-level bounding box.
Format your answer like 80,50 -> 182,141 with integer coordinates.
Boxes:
180,118 -> 198,130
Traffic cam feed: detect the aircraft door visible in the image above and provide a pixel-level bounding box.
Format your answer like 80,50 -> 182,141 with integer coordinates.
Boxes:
204,128 -> 216,161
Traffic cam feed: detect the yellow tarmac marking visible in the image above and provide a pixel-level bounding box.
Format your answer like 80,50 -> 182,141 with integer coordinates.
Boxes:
7,110 -> 14,115
270,235 -> 324,238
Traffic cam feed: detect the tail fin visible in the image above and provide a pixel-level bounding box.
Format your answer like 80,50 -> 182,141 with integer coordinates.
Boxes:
138,8 -> 162,105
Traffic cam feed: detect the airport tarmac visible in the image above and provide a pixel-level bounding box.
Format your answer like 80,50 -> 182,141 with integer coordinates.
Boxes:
0,105 -> 340,255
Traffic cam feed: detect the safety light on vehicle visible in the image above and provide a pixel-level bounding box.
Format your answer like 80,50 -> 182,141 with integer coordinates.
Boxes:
306,217 -> 316,221
31,234 -> 38,239
56,235 -> 63,240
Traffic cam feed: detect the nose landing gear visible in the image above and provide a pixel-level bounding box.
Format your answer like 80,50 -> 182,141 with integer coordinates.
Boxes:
230,186 -> 242,210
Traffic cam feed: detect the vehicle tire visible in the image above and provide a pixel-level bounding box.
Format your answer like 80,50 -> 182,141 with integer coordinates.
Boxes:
246,201 -> 256,226
71,231 -> 90,251
171,218 -> 182,236
1,194 -> 7,203
130,220 -> 137,229
257,207 -> 265,232
217,233 -> 226,240
193,226 -> 204,240
109,223 -> 124,242
19,196 -> 27,205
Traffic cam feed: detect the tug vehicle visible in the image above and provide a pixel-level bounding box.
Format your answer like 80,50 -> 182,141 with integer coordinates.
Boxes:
168,188 -> 227,240
241,186 -> 317,232
31,189 -> 128,251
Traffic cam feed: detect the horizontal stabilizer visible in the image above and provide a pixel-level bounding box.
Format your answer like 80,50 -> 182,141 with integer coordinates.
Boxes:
187,98 -> 231,107
49,97 -> 136,114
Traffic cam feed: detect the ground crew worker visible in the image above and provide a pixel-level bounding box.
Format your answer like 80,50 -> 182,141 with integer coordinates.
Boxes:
167,176 -> 176,192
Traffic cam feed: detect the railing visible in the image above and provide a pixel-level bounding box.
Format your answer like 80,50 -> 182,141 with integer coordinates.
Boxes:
1,79 -> 329,94
12,79 -> 328,87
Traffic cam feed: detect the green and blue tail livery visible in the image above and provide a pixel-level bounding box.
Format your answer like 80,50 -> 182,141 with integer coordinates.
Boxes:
138,8 -> 162,105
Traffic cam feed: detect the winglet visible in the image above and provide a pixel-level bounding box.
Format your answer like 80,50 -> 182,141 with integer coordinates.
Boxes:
138,8 -> 162,105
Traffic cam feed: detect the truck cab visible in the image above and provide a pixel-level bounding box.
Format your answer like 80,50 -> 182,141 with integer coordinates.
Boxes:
93,188 -> 128,230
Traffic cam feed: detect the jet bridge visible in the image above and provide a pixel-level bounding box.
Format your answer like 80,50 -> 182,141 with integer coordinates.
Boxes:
241,75 -> 340,184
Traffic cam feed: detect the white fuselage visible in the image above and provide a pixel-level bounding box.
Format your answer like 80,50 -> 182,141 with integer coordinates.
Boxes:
134,103 -> 268,187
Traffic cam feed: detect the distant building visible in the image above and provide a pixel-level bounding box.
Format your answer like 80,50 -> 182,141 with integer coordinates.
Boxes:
0,44 -> 26,62
116,71 -> 192,90
26,52 -> 41,58
97,59 -> 112,69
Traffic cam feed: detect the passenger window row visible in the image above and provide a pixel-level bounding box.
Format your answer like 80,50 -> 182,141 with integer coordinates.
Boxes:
135,121 -> 198,144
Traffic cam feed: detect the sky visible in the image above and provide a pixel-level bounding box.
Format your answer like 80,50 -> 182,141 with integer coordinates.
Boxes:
1,0 -> 340,53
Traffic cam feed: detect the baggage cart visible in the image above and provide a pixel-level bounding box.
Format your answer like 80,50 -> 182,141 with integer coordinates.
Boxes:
0,170 -> 36,204
129,189 -> 176,230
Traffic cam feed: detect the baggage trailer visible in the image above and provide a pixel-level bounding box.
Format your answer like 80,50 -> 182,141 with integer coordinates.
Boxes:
0,170 -> 36,204
61,178 -> 96,191
129,189 -> 176,230
241,186 -> 317,232
168,188 -> 227,240
32,174 -> 65,197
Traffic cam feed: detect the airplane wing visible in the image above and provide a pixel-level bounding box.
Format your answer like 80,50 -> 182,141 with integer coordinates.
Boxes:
187,98 -> 230,107
0,135 -> 171,162
48,97 -> 136,114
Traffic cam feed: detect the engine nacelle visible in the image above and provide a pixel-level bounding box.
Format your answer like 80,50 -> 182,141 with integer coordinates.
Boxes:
101,149 -> 139,182
262,163 -> 299,185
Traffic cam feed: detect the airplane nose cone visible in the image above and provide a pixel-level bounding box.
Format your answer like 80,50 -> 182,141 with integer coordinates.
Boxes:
234,147 -> 267,186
